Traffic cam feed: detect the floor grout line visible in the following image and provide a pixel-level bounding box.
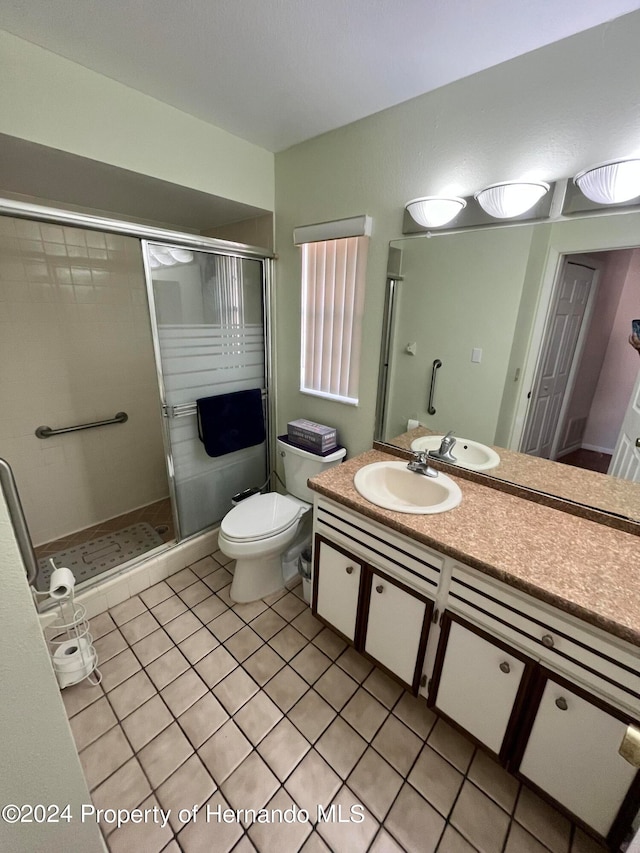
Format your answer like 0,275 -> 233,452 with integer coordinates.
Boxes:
65,560 -> 605,853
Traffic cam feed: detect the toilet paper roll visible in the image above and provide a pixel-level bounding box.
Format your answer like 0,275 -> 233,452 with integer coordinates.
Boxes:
52,637 -> 95,687
53,637 -> 92,671
49,567 -> 76,600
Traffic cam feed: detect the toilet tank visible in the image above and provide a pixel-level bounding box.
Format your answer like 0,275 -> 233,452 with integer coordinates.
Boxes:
277,437 -> 346,503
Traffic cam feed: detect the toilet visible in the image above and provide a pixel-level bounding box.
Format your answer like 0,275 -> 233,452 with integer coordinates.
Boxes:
218,437 -> 346,603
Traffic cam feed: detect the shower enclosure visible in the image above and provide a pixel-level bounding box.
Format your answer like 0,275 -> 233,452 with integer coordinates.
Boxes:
0,206 -> 272,596
144,242 -> 268,539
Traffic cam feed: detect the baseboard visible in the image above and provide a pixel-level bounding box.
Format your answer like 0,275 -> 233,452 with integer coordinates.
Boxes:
581,443 -> 614,455
556,443 -> 581,459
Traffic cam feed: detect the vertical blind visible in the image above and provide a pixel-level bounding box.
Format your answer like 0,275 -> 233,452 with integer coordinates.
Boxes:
300,235 -> 368,405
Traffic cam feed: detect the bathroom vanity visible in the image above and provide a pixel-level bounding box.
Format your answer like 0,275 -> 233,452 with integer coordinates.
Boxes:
308,449 -> 640,849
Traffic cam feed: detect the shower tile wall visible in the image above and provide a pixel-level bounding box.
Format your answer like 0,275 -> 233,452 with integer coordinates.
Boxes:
0,215 -> 168,546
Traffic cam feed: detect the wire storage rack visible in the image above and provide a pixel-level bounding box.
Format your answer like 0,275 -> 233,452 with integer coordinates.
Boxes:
45,600 -> 101,688
39,559 -> 101,688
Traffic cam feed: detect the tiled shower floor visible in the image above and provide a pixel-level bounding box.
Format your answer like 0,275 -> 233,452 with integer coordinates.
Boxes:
63,548 -> 607,853
35,498 -> 176,562
35,499 -> 175,590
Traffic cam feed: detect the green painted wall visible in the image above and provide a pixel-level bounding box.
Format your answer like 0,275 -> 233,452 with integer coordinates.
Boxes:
274,11 -> 640,457
0,30 -> 274,212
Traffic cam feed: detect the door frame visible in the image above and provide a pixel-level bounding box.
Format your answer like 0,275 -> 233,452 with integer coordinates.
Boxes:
518,255 -> 601,460
508,216 -> 640,452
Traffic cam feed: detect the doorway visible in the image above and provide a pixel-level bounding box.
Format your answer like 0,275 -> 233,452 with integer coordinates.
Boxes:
520,247 -> 640,477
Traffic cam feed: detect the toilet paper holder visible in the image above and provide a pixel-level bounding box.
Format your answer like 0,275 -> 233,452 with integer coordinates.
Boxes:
40,560 -> 101,689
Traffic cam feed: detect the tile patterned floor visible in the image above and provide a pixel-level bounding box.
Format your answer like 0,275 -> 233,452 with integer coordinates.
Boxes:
63,547 -> 608,853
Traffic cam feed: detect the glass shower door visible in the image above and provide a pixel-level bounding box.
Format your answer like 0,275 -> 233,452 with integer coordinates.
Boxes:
143,243 -> 268,539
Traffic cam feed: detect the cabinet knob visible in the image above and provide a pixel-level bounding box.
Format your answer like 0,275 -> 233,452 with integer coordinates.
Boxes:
555,697 -> 568,711
345,565 -> 354,575
541,634 -> 555,648
376,584 -> 384,594
499,661 -> 511,674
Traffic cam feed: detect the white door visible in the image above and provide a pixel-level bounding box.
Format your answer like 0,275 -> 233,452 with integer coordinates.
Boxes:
434,619 -> 528,755
519,679 -> 637,837
609,367 -> 640,481
314,540 -> 362,642
521,259 -> 597,458
364,572 -> 429,688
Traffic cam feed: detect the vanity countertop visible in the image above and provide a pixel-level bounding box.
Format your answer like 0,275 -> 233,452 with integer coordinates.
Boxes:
308,449 -> 640,647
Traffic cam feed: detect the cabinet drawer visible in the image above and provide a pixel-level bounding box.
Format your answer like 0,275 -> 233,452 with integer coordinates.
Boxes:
448,566 -> 640,713
315,498 -> 443,594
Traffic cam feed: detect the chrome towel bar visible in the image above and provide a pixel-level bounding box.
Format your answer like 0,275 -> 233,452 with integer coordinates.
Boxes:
163,390 -> 267,420
35,411 -> 128,439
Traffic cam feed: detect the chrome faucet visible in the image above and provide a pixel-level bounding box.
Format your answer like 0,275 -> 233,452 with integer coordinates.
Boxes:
407,450 -> 439,478
428,430 -> 457,464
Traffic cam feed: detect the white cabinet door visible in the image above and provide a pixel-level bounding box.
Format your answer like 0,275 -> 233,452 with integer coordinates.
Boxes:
314,539 -> 362,642
434,617 -> 528,755
364,572 -> 430,689
519,679 -> 638,837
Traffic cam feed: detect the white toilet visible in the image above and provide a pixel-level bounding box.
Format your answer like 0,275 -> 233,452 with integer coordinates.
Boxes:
218,437 -> 346,603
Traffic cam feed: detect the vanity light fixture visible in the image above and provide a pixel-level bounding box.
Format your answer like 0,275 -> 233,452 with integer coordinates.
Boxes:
405,196 -> 467,228
474,181 -> 550,219
574,158 -> 640,205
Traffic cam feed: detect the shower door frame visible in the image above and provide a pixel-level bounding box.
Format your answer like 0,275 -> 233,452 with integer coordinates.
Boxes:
0,196 -> 276,556
141,239 -> 275,542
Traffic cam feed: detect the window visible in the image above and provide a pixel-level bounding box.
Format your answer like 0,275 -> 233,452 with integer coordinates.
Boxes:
296,216 -> 371,405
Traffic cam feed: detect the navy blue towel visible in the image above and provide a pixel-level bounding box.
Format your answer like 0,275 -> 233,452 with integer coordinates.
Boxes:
196,389 -> 266,457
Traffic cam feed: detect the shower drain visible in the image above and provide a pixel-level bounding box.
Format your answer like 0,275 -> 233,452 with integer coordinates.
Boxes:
154,525 -> 169,535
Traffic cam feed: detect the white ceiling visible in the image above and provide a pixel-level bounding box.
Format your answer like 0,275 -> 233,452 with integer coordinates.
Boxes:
2,0 -> 640,152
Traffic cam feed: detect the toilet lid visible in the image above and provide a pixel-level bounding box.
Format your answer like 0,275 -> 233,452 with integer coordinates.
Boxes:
221,493 -> 307,541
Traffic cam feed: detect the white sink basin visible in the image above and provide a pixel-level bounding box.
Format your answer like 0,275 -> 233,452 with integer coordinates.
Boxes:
353,461 -> 462,514
410,435 -> 500,472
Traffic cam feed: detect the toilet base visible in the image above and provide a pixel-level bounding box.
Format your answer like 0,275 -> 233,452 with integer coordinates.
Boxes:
229,552 -> 284,603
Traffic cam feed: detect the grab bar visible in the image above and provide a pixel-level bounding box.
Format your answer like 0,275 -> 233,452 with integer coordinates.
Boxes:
35,411 -> 128,439
0,458 -> 38,586
427,359 -> 442,415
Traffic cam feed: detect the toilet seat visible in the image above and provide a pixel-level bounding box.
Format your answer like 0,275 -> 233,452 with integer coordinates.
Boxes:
221,492 -> 309,542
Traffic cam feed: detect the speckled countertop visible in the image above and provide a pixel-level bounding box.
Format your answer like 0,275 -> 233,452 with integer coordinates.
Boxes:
388,427 -> 640,527
309,449 -> 640,648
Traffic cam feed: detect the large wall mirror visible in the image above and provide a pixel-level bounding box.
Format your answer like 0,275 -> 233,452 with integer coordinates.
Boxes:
375,209 -> 640,527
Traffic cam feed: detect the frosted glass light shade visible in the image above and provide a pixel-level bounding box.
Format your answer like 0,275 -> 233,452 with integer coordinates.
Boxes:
147,245 -> 194,268
475,181 -> 549,218
406,196 -> 466,228
169,248 -> 194,263
574,159 -> 640,204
